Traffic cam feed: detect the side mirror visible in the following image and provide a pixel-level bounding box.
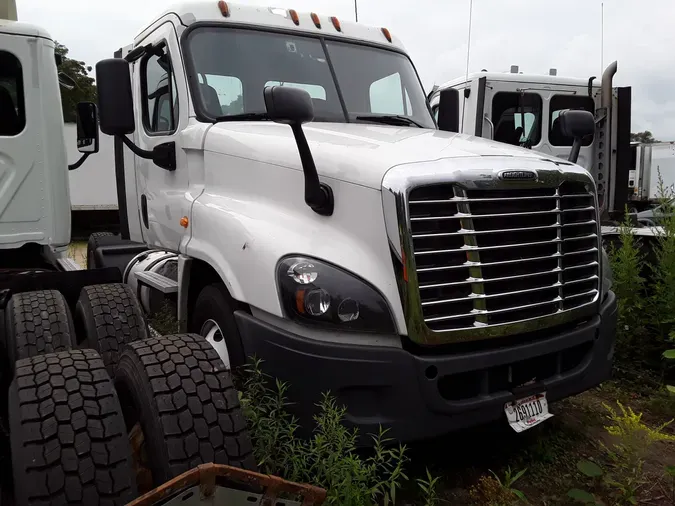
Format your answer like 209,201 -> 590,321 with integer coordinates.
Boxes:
557,109 -> 595,164
263,86 -> 333,216
95,58 -> 135,136
263,85 -> 314,125
76,102 -> 99,154
437,88 -> 460,133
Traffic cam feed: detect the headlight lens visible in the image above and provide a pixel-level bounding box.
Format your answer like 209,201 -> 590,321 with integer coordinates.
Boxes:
601,247 -> 613,299
277,256 -> 396,333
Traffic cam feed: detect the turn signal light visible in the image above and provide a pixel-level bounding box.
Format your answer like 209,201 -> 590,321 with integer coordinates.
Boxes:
311,12 -> 321,28
217,0 -> 230,17
381,27 -> 392,42
180,216 -> 189,228
289,9 -> 300,25
330,16 -> 341,32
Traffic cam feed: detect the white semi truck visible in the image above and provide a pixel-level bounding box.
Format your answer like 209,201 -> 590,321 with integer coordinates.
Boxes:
86,0 -> 617,446
0,2 -> 307,505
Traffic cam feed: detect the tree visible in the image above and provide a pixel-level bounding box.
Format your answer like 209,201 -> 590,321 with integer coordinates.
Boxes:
630,131 -> 659,144
54,42 -> 97,123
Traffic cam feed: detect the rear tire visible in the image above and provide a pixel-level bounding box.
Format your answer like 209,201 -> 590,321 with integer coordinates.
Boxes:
4,290 -> 74,377
9,349 -> 137,506
114,333 -> 256,487
75,283 -> 149,376
86,232 -> 115,269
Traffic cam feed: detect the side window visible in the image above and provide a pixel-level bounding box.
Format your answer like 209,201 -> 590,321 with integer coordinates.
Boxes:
0,51 -> 26,136
369,72 -> 413,116
199,74 -> 244,116
491,92 -> 542,146
142,45 -> 178,134
549,95 -> 595,147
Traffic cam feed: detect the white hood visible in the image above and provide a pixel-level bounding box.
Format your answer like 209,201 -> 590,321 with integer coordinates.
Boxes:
203,122 -> 567,189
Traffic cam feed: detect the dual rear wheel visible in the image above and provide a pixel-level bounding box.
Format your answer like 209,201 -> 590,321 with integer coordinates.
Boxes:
3,283 -> 255,505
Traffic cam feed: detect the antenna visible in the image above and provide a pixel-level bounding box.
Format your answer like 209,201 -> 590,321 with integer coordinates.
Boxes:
600,2 -> 605,72
354,0 -> 358,22
460,0 -> 474,130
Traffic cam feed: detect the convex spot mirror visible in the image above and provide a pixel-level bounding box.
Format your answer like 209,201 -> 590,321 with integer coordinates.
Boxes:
76,101 -> 99,154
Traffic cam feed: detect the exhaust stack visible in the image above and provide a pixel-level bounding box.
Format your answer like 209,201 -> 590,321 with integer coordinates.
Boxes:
601,61 -> 617,111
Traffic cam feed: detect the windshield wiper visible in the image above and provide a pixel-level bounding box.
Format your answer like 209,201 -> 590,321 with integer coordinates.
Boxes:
213,112 -> 270,122
355,114 -> 423,128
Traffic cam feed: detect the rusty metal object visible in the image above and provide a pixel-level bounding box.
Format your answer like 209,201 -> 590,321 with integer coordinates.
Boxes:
126,463 -> 327,506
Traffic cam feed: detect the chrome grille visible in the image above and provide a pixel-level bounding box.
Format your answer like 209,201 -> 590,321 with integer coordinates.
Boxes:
408,181 -> 599,333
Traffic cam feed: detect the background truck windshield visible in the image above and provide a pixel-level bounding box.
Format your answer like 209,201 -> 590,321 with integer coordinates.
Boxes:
184,27 -> 435,128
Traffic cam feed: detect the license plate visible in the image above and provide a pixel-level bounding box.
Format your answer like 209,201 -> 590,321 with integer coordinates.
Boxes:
504,392 -> 553,433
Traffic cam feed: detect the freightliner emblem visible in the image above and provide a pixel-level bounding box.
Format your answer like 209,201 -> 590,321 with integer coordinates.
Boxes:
498,170 -> 537,181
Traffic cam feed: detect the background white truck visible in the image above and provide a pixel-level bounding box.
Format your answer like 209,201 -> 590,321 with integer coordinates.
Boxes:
85,0 -> 617,446
65,123 -> 119,238
628,141 -> 675,206
428,64 -> 634,223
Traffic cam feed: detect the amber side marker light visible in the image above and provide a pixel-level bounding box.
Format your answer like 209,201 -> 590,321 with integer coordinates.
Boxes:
330,16 -> 341,32
289,9 -> 300,25
180,216 -> 189,228
381,27 -> 392,42
311,12 -> 321,28
217,1 -> 230,17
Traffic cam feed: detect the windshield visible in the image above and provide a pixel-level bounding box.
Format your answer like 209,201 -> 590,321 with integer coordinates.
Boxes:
184,27 -> 435,128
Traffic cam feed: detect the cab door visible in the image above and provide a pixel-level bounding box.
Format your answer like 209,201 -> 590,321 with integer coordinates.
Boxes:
131,20 -> 190,251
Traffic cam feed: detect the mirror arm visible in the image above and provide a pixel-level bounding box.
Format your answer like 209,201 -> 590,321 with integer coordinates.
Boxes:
68,152 -> 91,171
119,135 -> 153,159
568,138 -> 582,163
290,124 -> 334,216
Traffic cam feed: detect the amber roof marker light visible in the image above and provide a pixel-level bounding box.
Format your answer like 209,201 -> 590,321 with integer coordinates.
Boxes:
217,0 -> 230,17
311,12 -> 321,28
381,27 -> 392,42
289,9 -> 300,25
330,16 -> 341,32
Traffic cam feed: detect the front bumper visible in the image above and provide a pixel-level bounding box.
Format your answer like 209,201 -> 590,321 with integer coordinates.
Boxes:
236,291 -> 617,443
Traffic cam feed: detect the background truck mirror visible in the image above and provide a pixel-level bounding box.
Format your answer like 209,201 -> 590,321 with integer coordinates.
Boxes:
95,58 -> 135,136
263,86 -> 334,216
437,88 -> 460,133
556,109 -> 595,164
76,102 -> 99,154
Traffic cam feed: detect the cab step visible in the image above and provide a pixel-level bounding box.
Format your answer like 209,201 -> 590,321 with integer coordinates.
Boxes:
135,271 -> 178,294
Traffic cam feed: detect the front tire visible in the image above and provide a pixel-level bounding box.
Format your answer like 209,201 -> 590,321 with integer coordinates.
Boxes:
189,283 -> 245,370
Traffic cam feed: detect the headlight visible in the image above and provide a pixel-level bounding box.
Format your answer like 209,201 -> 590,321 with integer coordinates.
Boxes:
601,247 -> 613,299
277,256 -> 396,333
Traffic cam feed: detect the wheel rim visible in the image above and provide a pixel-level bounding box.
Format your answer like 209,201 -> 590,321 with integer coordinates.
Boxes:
200,319 -> 230,369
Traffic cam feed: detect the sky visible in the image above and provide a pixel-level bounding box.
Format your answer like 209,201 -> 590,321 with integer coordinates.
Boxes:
15,0 -> 675,140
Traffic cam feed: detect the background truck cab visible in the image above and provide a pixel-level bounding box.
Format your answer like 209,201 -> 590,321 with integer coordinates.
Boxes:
428,64 -> 633,221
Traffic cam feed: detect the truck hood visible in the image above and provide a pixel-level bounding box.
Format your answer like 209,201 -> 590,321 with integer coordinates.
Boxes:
204,122 -> 569,189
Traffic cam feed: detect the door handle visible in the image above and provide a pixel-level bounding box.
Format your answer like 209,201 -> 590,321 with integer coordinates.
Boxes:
141,194 -> 149,229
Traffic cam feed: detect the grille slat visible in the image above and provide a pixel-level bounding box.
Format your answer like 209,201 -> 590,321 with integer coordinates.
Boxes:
408,181 -> 600,333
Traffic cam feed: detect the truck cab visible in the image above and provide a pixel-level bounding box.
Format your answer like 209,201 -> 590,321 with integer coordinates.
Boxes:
93,1 -> 617,442
429,66 -> 633,220
0,20 -> 72,251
